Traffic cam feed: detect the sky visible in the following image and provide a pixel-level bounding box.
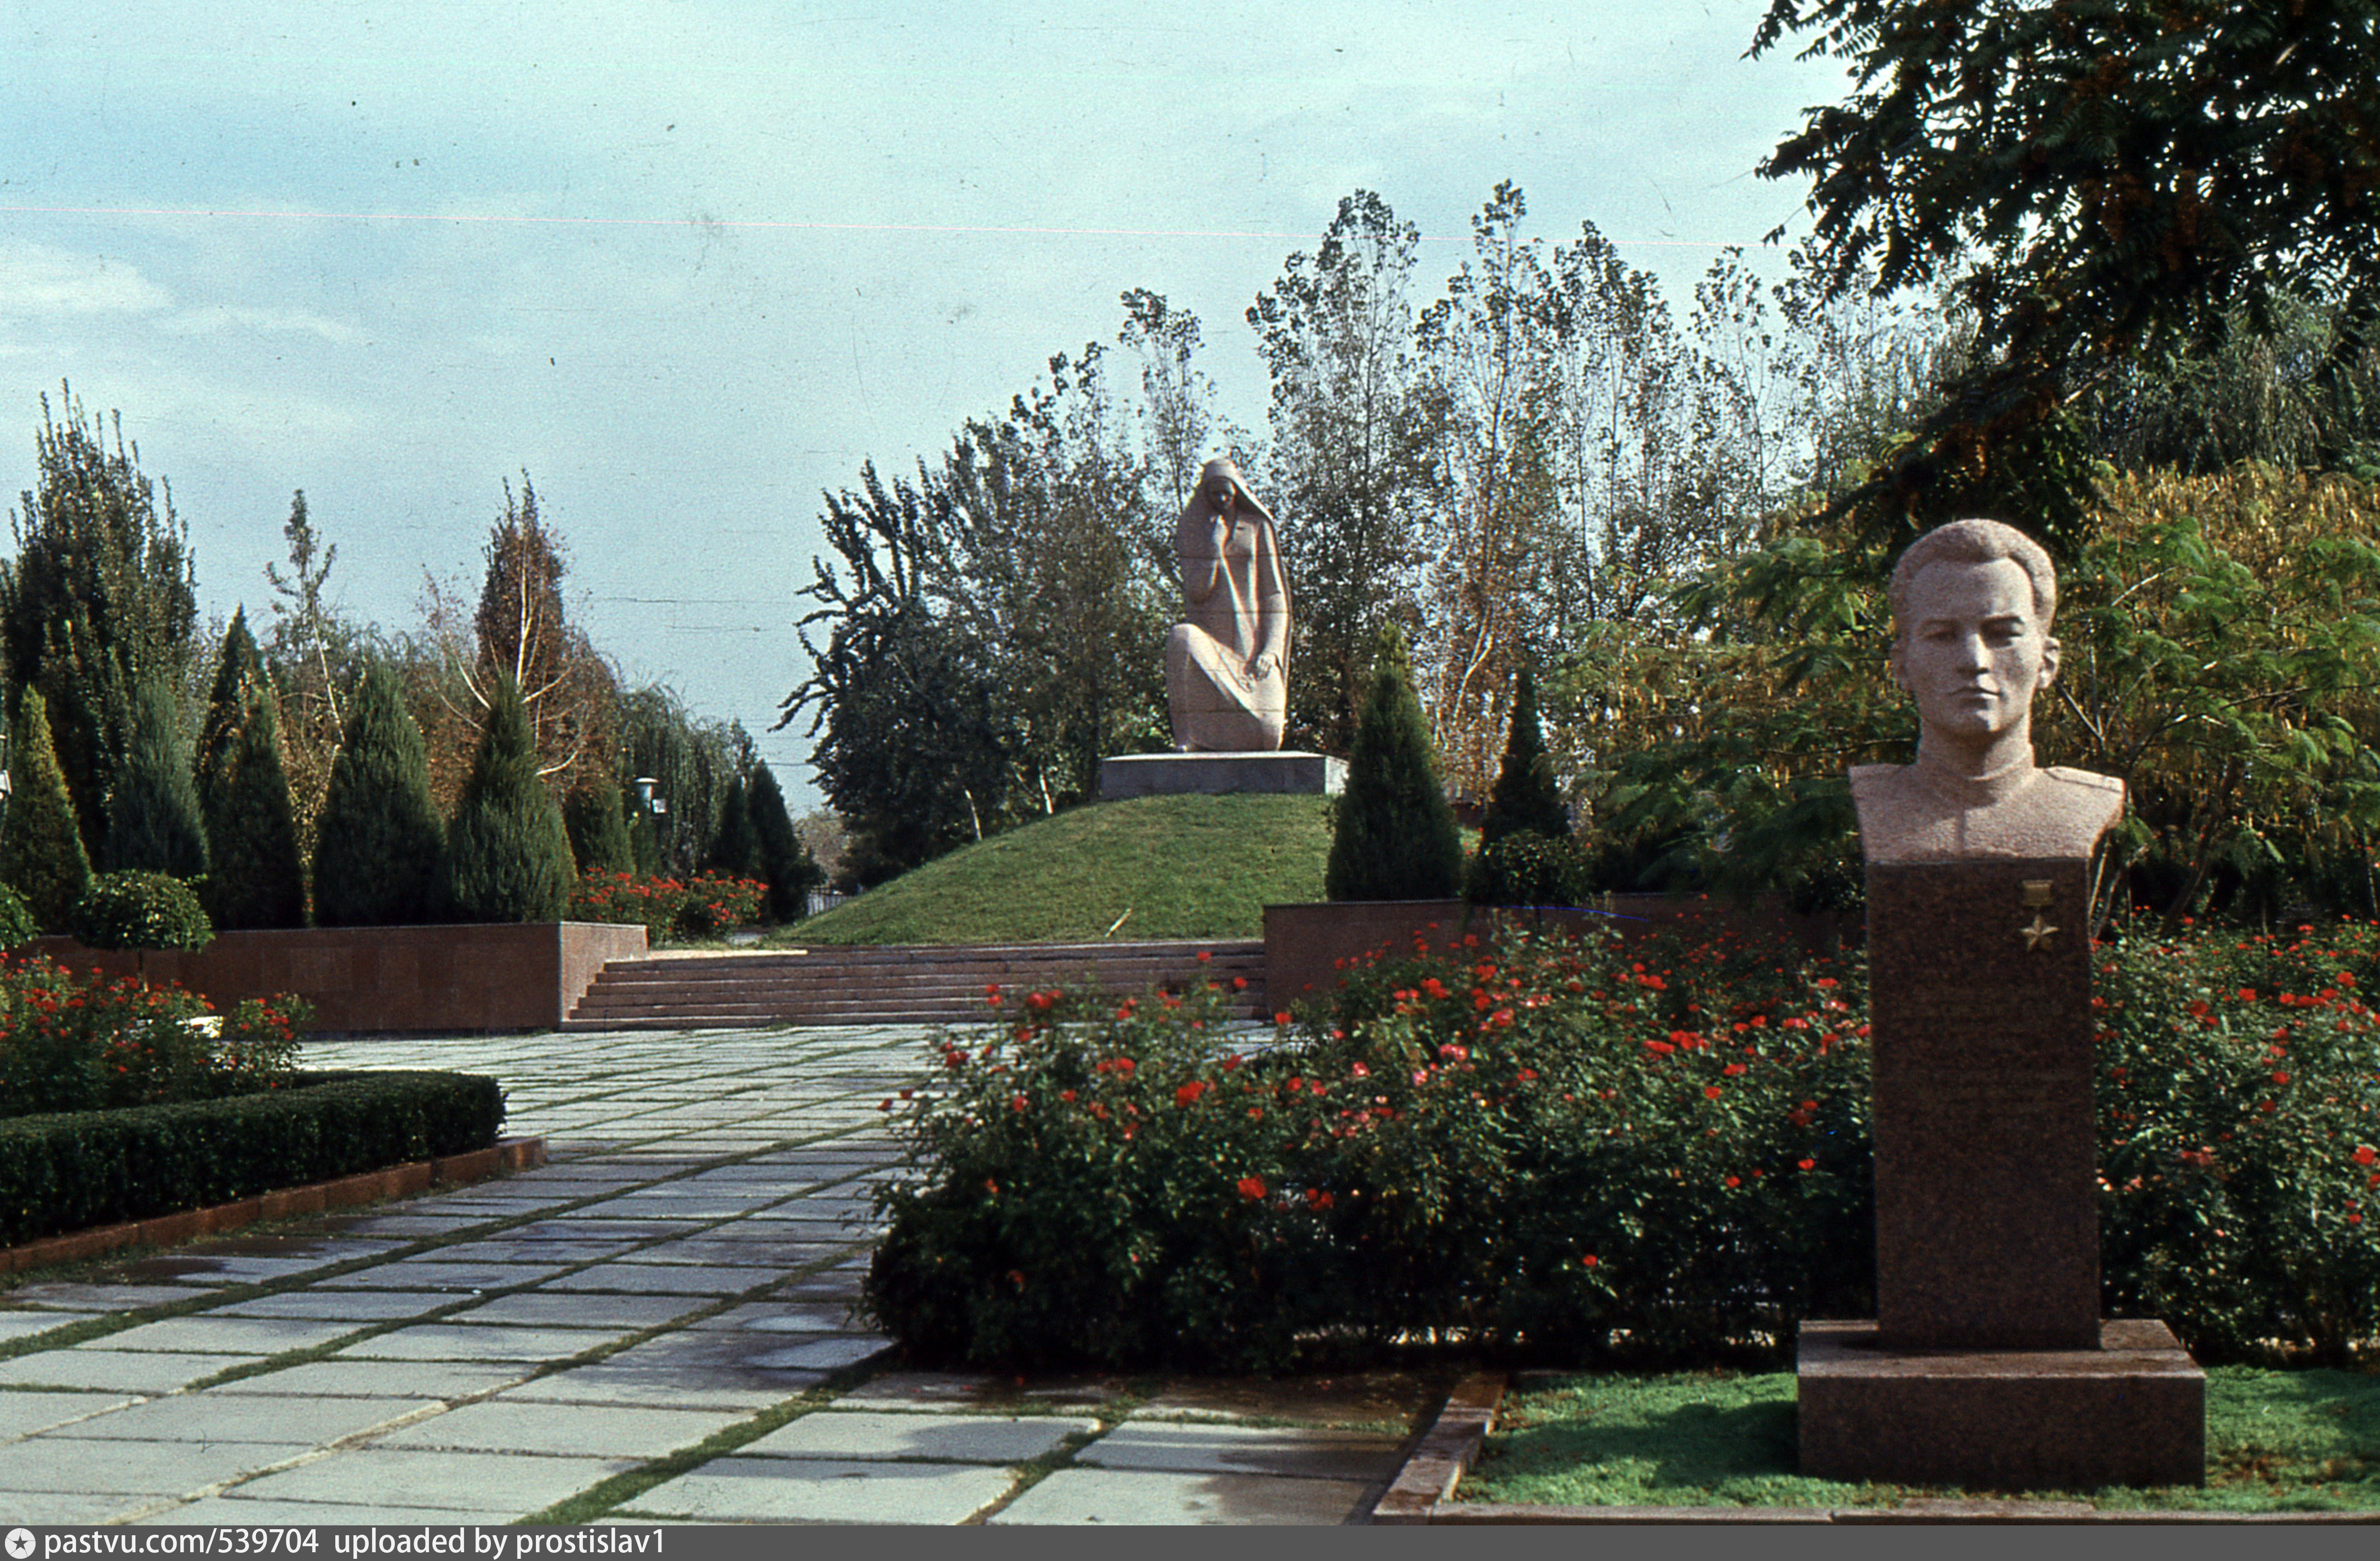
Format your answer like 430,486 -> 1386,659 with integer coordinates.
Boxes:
0,1 -> 1850,814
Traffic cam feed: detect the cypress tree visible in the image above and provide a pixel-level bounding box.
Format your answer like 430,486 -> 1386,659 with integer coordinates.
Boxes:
205,687 -> 307,928
564,781 -> 633,877
1325,624 -> 1463,901
0,688 -> 91,930
705,773 -> 759,878
1476,665 -> 1570,848
445,671 -> 575,923
314,662 -> 447,926
746,762 -> 820,921
198,609 -> 266,808
107,674 -> 209,881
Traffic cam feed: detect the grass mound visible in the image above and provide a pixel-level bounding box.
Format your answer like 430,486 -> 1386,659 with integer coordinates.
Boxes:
1463,1367 -> 2380,1512
786,793 -> 1332,946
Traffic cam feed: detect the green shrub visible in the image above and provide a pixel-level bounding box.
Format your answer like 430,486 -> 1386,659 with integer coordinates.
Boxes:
444,670 -> 574,923
0,688 -> 91,931
564,782 -> 633,877
0,957 -> 304,1118
1468,830 -> 1591,907
867,918 -> 2380,1372
106,673 -> 209,880
313,662 -> 447,927
0,885 -> 36,950
71,870 -> 213,952
747,762 -> 820,922
1326,625 -> 1463,902
0,1068 -> 502,1246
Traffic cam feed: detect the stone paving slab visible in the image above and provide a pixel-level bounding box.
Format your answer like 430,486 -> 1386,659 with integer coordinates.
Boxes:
415,1238 -> 647,1264
0,1436 -> 319,1493
319,1260 -> 570,1291
834,1372 -> 1124,1416
2,1284 -> 208,1311
371,1400 -> 748,1458
98,1316 -> 361,1354
0,1350 -> 256,1394
539,1263 -> 766,1295
210,1291 -> 459,1321
142,1496 -> 506,1526
497,1366 -> 812,1411
47,1393 -> 439,1444
690,1301 -> 857,1334
1077,1422 -> 1406,1482
0,1492 -> 153,1524
208,1359 -> 531,1399
989,1468 -> 1374,1526
0,1392 -> 132,1438
743,1410 -> 1094,1463
0,1315 -> 84,1344
227,1447 -> 636,1517
336,1323 -> 631,1362
449,1292 -> 713,1329
622,1455 -> 1017,1523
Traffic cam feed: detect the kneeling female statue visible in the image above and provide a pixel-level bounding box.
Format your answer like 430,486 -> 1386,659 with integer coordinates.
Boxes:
1165,458 -> 1290,752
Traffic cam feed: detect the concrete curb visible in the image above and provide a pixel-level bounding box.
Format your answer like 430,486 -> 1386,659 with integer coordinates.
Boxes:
0,1135 -> 546,1276
1372,1371 -> 2380,1524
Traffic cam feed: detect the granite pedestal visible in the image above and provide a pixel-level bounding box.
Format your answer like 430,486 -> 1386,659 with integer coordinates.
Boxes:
1098,751 -> 1345,801
1798,858 -> 2204,1488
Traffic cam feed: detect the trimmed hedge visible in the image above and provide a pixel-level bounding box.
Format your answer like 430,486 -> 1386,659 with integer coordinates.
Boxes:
0,1068 -> 504,1246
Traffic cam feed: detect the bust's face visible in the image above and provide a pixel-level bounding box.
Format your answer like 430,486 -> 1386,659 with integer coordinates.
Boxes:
1890,556 -> 2059,742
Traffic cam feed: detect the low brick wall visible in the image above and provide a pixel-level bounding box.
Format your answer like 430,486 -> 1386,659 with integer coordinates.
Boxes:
22,921 -> 648,1034
1263,897 -> 1860,1009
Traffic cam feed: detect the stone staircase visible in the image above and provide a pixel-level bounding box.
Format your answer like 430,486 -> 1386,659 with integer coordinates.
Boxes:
563,939 -> 1269,1030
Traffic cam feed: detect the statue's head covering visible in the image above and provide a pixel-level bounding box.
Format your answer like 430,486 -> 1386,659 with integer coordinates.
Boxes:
1186,457 -> 1275,529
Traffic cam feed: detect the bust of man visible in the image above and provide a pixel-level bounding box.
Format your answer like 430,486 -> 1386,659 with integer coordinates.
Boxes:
1851,518 -> 2123,863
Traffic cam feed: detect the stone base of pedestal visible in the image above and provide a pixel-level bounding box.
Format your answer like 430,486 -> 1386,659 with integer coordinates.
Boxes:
1097,751 -> 1346,800
1797,1318 -> 2205,1490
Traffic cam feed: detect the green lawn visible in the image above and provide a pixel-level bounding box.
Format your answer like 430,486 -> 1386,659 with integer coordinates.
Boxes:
780,792 -> 1334,946
1460,1366 -> 2380,1512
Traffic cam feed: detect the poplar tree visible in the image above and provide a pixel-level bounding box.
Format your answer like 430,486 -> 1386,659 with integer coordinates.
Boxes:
746,762 -> 821,922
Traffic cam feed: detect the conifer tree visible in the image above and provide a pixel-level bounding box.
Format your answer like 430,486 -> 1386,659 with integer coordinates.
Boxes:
205,687 -> 307,929
1476,666 -> 1569,849
704,773 -> 759,878
445,671 -> 575,923
0,688 -> 90,930
1325,624 -> 1463,901
107,674 -> 209,881
314,662 -> 447,926
746,762 -> 821,922
564,781 -> 633,877
198,609 -> 267,809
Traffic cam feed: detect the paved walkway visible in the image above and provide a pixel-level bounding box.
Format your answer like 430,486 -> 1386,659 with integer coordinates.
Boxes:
0,1026 -> 1427,1525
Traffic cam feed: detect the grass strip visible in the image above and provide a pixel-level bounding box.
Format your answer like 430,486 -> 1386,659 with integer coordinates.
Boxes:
1465,1367 -> 2380,1513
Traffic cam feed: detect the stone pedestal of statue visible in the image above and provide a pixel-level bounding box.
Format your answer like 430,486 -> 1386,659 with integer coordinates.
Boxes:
1796,858 -> 2204,1489
1097,751 -> 1345,800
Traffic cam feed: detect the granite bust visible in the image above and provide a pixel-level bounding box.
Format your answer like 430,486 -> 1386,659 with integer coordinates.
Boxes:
1851,518 -> 2123,863
1165,458 -> 1290,752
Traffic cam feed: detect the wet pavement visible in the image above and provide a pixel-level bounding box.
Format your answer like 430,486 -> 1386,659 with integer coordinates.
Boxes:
0,1026 -> 1428,1524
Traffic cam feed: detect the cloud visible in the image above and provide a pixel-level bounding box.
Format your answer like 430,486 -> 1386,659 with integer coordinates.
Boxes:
0,243 -> 172,317
156,305 -> 368,346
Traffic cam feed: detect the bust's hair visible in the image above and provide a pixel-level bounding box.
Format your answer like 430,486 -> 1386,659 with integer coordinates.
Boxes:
1888,519 -> 2056,638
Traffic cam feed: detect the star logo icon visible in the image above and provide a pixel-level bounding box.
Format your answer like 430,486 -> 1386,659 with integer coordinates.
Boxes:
2021,911 -> 2059,952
